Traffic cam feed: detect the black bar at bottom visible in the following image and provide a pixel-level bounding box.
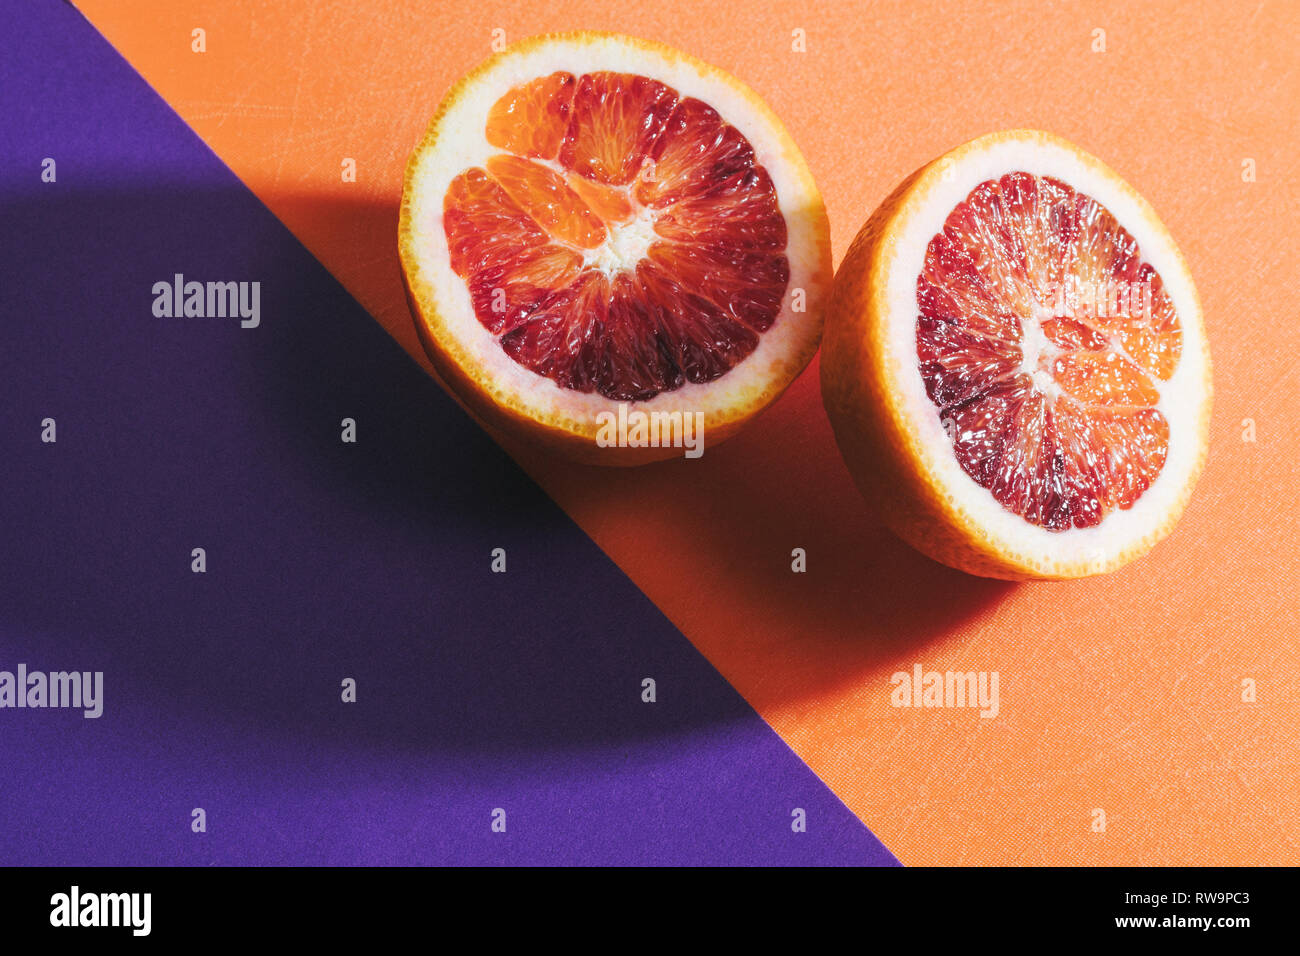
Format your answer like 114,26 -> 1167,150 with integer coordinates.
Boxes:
0,865 -> 1280,942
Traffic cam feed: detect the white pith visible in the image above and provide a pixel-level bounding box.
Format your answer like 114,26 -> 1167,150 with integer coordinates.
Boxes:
403,35 -> 828,433
1017,309 -> 1064,400
583,204 -> 659,276
881,133 -> 1210,572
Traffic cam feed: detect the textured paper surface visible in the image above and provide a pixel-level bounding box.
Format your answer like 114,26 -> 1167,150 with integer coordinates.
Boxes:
0,0 -> 897,865
69,0 -> 1300,863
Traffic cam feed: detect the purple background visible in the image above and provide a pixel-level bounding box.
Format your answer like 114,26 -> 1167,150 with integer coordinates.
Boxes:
0,0 -> 897,864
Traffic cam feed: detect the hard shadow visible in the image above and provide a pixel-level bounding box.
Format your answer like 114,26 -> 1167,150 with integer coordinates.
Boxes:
1,181 -> 1015,761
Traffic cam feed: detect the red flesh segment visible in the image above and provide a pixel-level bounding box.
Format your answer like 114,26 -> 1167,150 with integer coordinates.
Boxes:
442,168 -> 584,335
566,173 -> 634,223
918,172 -> 1182,531
636,96 -> 758,207
558,72 -> 678,185
443,72 -> 789,400
485,155 -> 606,249
484,72 -> 576,159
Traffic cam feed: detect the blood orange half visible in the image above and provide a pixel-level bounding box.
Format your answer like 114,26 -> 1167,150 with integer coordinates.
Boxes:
399,33 -> 830,464
822,130 -> 1212,579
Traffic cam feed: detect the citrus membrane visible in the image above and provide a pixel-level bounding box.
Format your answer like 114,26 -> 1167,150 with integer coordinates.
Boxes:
444,70 -> 789,401
919,172 -> 1181,531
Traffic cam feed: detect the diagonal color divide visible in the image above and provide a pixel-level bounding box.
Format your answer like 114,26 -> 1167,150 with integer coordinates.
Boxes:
62,0 -> 1300,864
0,0 -> 896,864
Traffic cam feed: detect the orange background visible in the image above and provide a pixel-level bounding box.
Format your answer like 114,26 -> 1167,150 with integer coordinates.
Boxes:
75,0 -> 1300,863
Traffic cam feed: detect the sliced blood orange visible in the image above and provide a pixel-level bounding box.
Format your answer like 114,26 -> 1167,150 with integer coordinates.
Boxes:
399,33 -> 830,463
822,130 -> 1211,579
